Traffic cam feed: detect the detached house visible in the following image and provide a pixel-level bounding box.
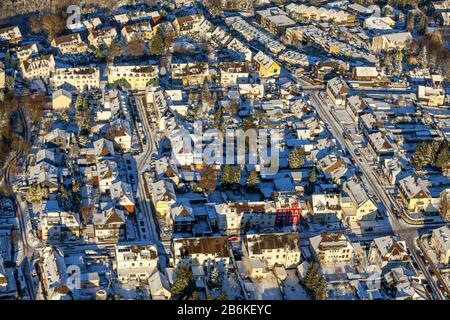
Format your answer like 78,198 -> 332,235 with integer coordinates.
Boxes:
172,236 -> 230,267
252,51 -> 281,78
0,25 -> 22,45
115,243 -> 158,283
107,64 -> 159,90
20,54 -> 55,81
431,226 -> 450,265
371,32 -> 412,52
218,61 -> 249,87
368,236 -> 409,268
172,13 -> 205,35
152,180 -> 177,216
52,89 -> 72,110
310,232 -> 357,264
90,206 -> 126,243
88,27 -> 117,48
326,77 -> 349,107
341,179 -> 378,222
51,33 -> 88,55
243,233 -> 301,269
398,175 -> 432,213
16,43 -> 39,62
108,119 -> 132,153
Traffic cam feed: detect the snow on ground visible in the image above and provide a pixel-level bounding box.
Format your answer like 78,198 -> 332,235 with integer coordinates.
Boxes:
252,275 -> 284,300
283,270 -> 310,300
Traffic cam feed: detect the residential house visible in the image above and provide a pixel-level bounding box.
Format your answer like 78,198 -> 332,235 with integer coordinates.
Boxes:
368,236 -> 409,268
341,179 -> 378,222
326,77 -> 349,107
40,203 -> 81,241
16,43 -> 39,62
243,233 -> 301,269
51,33 -> 88,55
52,89 -> 72,110
218,61 -> 249,87
309,232 -> 357,264
20,54 -> 55,81
367,132 -> 395,161
417,85 -> 445,107
431,226 -> 450,265
171,58 -> 209,87
172,14 -> 205,35
115,243 -> 158,283
107,64 -> 159,90
0,25 -> 22,44
110,181 -> 135,214
439,189 -> 450,221
148,270 -> 172,300
172,236 -> 230,267
170,200 -> 195,234
51,67 -> 100,91
214,201 -> 277,236
90,206 -> 126,243
152,180 -> 177,216
371,32 -> 413,52
38,247 -> 72,300
398,175 -> 432,213
108,119 -> 132,153
256,7 -> 296,35
309,193 -> 342,224
121,22 -> 153,43
252,51 -> 281,78
88,27 -> 117,48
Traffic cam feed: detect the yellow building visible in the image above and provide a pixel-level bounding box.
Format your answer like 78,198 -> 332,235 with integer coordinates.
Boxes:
152,180 -> 177,216
398,175 -> 433,212
52,89 -> 72,110
252,51 -> 281,78
107,64 -> 159,90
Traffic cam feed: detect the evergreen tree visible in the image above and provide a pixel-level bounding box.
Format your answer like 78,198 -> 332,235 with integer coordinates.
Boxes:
171,265 -> 193,296
288,147 -> 306,169
246,169 -> 260,188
